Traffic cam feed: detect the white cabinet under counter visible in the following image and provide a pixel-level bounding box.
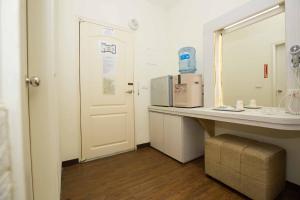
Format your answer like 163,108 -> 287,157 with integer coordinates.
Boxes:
149,105 -> 300,163
149,112 -> 164,152
149,111 -> 204,163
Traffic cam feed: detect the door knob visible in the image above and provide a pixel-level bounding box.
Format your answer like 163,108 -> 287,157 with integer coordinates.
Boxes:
277,89 -> 283,93
125,90 -> 133,94
26,76 -> 41,87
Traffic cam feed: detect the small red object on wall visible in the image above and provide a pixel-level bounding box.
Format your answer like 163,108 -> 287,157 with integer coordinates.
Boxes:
264,64 -> 268,78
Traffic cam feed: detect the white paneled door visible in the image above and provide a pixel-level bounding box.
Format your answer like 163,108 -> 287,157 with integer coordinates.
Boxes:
80,21 -> 135,161
27,0 -> 61,199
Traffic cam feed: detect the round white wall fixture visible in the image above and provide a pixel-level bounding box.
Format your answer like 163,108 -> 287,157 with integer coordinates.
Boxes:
128,19 -> 139,31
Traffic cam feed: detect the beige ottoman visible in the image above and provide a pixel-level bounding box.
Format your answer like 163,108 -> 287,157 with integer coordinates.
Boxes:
205,134 -> 286,200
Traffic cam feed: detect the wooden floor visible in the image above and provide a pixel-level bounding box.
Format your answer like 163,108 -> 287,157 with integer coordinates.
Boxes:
61,147 -> 300,200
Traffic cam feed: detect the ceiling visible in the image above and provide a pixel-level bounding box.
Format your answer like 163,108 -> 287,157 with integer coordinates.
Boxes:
146,0 -> 181,9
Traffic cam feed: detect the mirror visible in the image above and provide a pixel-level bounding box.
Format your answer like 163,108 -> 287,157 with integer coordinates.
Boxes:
221,12 -> 286,107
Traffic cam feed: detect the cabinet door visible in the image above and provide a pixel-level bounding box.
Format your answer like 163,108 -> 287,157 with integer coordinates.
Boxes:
181,117 -> 204,163
164,115 -> 182,161
149,112 -> 164,152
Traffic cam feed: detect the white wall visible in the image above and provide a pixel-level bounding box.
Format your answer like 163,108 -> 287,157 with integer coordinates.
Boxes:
166,0 -> 251,75
56,0 -> 81,162
0,0 -> 32,199
57,0 -> 177,161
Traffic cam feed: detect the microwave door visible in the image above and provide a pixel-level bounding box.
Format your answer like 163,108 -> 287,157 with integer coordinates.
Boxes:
151,76 -> 173,107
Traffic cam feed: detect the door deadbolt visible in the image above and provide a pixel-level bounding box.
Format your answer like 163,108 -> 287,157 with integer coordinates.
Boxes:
26,76 -> 41,87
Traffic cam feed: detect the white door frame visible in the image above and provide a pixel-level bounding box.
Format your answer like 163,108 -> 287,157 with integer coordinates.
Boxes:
26,0 -> 61,199
77,17 -> 136,161
272,41 -> 286,106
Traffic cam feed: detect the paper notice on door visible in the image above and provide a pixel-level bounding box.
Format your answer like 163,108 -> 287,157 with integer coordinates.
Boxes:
103,54 -> 116,76
100,41 -> 117,95
100,41 -> 116,54
103,78 -> 115,95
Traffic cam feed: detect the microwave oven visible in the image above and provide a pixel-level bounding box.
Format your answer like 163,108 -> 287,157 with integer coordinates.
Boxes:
150,76 -> 173,107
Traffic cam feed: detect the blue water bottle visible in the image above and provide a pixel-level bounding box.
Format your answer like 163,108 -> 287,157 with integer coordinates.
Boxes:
178,47 -> 196,73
